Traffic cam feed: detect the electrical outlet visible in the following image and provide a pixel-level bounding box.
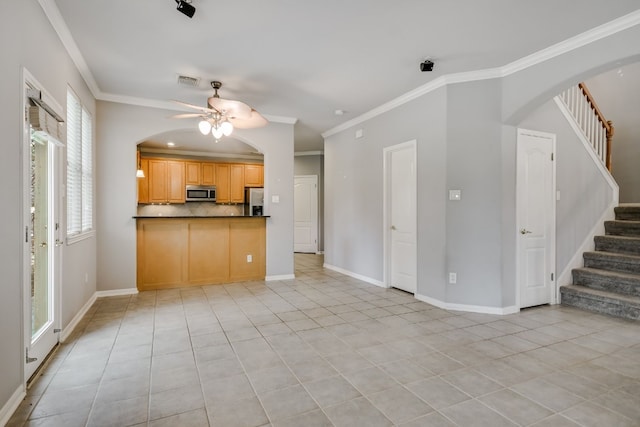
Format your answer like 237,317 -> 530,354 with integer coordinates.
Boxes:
247,254 -> 253,263
449,272 -> 457,284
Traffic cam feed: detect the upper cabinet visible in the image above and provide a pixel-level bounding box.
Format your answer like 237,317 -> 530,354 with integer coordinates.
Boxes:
244,164 -> 264,187
185,161 -> 217,186
215,164 -> 244,204
138,155 -> 262,204
185,162 -> 201,186
148,159 -> 185,203
202,163 -> 216,186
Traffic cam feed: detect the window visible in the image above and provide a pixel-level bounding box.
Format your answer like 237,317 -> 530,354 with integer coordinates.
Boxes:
66,88 -> 93,239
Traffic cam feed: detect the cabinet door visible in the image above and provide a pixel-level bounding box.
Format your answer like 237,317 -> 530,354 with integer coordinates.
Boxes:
215,164 -> 230,203
244,164 -> 263,187
185,162 -> 201,185
167,161 -> 185,203
230,164 -> 245,203
148,160 -> 168,203
202,163 -> 216,185
137,158 -> 149,204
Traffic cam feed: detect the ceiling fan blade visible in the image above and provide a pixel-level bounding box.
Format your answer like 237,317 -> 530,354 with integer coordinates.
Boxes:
208,97 -> 252,120
229,109 -> 268,129
169,113 -> 205,119
172,100 -> 218,114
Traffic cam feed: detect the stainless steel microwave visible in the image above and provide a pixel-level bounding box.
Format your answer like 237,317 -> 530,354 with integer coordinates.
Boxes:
186,185 -> 216,202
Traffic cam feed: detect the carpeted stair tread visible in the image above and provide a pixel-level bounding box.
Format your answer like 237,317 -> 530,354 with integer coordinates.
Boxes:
615,205 -> 640,221
560,285 -> 640,320
605,220 -> 640,237
594,235 -> 640,256
583,251 -> 640,275
572,267 -> 640,297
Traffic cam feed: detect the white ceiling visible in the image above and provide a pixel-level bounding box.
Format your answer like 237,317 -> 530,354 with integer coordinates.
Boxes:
48,0 -> 640,153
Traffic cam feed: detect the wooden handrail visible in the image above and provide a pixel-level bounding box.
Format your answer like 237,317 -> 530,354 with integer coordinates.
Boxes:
578,82 -> 614,171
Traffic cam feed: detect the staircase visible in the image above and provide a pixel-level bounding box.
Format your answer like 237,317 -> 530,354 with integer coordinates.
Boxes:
560,205 -> 640,320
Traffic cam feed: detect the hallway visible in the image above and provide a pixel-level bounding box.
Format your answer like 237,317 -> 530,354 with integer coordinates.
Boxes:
8,254 -> 640,426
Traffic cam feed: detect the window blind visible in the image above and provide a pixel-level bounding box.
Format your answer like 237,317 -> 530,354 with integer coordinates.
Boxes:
66,89 -> 93,237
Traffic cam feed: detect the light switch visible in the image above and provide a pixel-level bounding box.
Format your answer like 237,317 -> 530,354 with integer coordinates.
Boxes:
272,195 -> 280,203
355,129 -> 363,139
449,190 -> 461,201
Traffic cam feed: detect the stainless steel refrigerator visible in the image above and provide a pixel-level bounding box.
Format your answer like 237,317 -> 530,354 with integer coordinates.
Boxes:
245,188 -> 264,216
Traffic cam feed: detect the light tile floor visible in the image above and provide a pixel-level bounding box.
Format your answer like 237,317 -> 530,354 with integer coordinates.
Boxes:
9,254 -> 640,427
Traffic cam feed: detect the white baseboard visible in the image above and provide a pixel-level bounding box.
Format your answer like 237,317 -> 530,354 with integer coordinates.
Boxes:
415,293 -> 520,315
95,288 -> 139,298
323,263 -> 385,288
265,274 -> 296,281
60,288 -> 139,342
315,251 -> 325,255
60,293 -> 97,342
0,385 -> 25,427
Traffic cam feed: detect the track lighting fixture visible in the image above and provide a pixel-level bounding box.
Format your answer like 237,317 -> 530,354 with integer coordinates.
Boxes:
175,0 -> 195,18
420,59 -> 434,72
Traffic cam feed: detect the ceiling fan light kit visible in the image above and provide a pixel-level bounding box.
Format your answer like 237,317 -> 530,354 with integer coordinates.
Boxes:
172,81 -> 267,143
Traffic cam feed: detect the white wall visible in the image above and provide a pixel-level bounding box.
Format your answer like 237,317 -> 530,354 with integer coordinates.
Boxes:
95,101 -> 295,291
324,88 -> 448,297
586,62 -> 640,203
0,0 -> 97,418
323,22 -> 640,312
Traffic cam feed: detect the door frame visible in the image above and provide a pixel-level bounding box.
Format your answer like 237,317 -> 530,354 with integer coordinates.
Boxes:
515,128 -> 557,308
21,68 -> 63,382
383,140 -> 417,290
294,174 -> 319,254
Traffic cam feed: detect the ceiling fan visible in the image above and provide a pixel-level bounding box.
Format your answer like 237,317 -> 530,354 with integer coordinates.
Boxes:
172,81 -> 267,141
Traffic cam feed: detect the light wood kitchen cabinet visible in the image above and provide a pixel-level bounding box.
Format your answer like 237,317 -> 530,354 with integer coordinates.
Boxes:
215,164 -> 230,203
244,164 -> 263,187
201,162 -> 216,185
137,158 -> 149,204
167,161 -> 185,203
136,217 -> 266,290
185,162 -> 201,185
185,161 -> 216,186
148,159 -> 185,203
215,163 -> 245,203
230,164 -> 245,203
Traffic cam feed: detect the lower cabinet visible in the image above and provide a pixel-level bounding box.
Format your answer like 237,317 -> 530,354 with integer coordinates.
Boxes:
136,217 -> 266,290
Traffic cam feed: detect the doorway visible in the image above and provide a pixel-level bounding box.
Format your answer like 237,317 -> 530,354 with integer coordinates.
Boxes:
384,141 -> 417,294
516,128 -> 556,308
23,76 -> 62,381
294,175 -> 318,253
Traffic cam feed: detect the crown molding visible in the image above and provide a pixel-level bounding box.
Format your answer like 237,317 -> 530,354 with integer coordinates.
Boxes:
294,151 -> 324,156
38,0 -> 101,98
501,9 -> 640,77
140,147 -> 263,160
323,9 -> 640,138
41,0 -> 640,137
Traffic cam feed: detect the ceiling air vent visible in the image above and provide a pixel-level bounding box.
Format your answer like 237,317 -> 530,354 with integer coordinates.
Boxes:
177,75 -> 200,87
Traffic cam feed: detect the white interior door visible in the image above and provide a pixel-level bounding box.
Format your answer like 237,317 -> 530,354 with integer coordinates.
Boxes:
516,129 -> 556,308
385,141 -> 417,294
24,83 -> 62,381
294,175 -> 318,253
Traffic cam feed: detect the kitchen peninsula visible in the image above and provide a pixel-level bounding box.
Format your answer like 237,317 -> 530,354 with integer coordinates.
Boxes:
135,216 -> 266,291
135,153 -> 267,290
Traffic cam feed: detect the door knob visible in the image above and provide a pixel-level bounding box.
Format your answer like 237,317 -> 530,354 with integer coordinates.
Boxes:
520,228 -> 532,235
391,225 -> 397,230
39,242 -> 47,247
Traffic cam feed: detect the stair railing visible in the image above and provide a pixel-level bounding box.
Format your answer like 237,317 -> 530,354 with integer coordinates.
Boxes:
558,82 -> 614,171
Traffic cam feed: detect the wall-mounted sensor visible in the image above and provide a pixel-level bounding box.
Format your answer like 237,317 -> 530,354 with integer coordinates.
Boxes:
420,60 -> 434,72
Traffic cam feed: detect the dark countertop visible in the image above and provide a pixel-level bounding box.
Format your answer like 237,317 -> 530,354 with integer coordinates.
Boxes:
133,215 -> 270,219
